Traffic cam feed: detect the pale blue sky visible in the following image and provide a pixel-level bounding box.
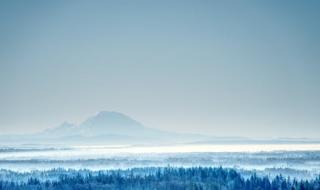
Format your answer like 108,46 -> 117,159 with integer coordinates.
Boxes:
0,0 -> 320,138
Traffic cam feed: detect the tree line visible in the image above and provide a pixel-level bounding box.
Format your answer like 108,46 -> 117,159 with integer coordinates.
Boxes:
0,167 -> 319,190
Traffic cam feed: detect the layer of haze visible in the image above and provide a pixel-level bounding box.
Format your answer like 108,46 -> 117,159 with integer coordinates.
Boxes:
0,0 -> 320,138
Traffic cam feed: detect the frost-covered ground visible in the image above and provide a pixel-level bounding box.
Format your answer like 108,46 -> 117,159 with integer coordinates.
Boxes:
0,144 -> 320,179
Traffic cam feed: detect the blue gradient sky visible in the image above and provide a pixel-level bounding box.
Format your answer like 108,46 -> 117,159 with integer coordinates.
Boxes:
1,0 -> 320,138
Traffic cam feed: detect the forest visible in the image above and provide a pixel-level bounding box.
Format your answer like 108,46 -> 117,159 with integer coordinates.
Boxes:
0,167 -> 319,190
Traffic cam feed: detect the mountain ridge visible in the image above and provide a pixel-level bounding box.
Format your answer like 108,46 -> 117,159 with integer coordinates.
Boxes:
1,111 -> 319,145
31,111 -> 209,144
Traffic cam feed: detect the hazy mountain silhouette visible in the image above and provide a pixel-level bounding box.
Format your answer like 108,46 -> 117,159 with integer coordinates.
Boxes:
79,111 -> 150,136
1,111 -> 318,145
41,121 -> 78,137
27,111 -> 206,145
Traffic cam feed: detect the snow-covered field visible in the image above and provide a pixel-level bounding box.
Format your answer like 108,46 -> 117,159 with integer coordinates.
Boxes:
1,144 -> 320,179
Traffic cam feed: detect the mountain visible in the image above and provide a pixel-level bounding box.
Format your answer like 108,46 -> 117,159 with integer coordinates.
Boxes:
29,111 -> 208,145
41,122 -> 78,137
0,111 -> 319,145
79,111 -> 150,136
